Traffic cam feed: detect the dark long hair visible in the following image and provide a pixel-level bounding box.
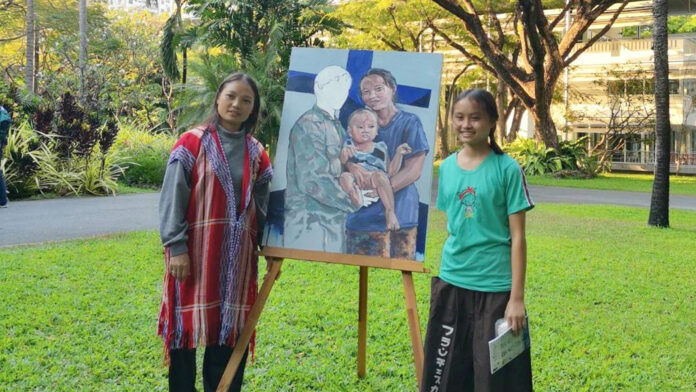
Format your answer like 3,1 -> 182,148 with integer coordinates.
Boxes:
206,72 -> 261,135
360,68 -> 399,104
451,89 -> 503,154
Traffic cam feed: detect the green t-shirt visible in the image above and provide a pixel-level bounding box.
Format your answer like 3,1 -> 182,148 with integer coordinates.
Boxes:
436,151 -> 534,292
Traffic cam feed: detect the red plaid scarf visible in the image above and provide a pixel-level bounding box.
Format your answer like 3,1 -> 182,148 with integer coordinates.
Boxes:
158,124 -> 272,363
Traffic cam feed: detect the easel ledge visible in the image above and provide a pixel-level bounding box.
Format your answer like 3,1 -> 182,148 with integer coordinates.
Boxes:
260,246 -> 430,274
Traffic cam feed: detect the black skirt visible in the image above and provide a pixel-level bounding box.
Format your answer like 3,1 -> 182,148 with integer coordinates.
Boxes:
421,277 -> 533,392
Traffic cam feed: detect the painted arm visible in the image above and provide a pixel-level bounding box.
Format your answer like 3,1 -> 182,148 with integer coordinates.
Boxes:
340,144 -> 356,165
389,151 -> 425,193
343,162 -> 374,190
505,211 -> 528,335
388,143 -> 412,177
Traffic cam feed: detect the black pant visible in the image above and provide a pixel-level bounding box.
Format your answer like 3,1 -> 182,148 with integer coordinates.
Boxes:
421,277 -> 533,392
169,345 -> 248,392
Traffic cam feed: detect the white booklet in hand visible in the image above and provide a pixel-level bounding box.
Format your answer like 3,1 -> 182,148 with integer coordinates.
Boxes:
488,318 -> 530,374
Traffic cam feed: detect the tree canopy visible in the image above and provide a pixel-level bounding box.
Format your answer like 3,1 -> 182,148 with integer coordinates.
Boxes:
185,0 -> 343,67
428,0 -> 632,149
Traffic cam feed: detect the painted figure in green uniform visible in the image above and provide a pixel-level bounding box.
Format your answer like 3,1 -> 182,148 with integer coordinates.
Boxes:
285,65 -> 373,252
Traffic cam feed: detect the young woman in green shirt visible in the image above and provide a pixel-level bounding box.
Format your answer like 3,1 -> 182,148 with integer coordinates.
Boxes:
421,89 -> 534,391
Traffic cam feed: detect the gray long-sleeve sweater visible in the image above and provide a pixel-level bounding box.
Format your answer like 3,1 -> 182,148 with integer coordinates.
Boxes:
159,124 -> 270,256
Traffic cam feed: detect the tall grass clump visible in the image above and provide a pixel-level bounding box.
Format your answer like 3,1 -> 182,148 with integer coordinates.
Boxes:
112,122 -> 177,188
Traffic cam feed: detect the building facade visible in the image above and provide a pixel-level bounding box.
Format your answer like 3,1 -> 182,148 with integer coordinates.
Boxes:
431,1 -> 696,173
563,2 -> 696,174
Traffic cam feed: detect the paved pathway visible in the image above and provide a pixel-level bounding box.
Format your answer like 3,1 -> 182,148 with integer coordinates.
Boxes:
0,192 -> 160,247
430,183 -> 696,212
527,185 -> 696,210
1,186 -> 694,247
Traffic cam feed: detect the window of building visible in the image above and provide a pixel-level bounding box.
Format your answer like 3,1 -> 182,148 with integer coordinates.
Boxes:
607,79 -> 654,95
669,80 -> 680,95
608,79 -> 680,95
620,25 -> 653,38
621,26 -> 637,38
683,79 -> 696,96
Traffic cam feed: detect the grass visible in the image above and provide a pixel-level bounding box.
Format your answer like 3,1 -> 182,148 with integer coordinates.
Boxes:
115,182 -> 159,194
1,205 -> 695,390
433,160 -> 696,196
527,172 -> 696,196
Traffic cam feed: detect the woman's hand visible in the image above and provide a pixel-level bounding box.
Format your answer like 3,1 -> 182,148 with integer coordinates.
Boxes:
504,298 -> 526,336
169,253 -> 191,281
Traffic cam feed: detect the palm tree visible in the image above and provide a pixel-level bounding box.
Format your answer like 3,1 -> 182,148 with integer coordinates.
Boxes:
648,0 -> 670,227
241,24 -> 286,152
25,0 -> 35,93
79,0 -> 87,101
174,24 -> 286,153
160,0 -> 189,84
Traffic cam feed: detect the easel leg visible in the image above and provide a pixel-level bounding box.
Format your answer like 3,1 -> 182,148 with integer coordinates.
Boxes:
357,266 -> 368,378
216,260 -> 283,392
402,271 -> 424,390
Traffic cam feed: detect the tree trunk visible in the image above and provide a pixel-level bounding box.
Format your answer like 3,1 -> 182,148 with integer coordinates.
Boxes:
162,77 -> 176,132
25,0 -> 35,93
437,102 -> 450,158
507,102 -> 524,142
437,87 -> 454,158
79,0 -> 87,101
437,65 -> 470,158
531,103 -> 559,149
182,47 -> 187,84
496,78 -> 507,146
34,27 -> 39,87
648,0 -> 670,227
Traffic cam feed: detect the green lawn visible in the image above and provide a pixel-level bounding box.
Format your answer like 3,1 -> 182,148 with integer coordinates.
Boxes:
115,182 -> 159,194
527,173 -> 696,196
1,205 -> 695,390
433,161 -> 696,196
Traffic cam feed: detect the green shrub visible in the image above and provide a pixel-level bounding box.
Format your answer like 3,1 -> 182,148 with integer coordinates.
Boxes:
32,144 -> 128,197
2,120 -> 128,197
112,123 -> 177,188
505,138 -> 591,176
505,138 -> 563,175
2,121 -> 42,198
117,146 -> 169,187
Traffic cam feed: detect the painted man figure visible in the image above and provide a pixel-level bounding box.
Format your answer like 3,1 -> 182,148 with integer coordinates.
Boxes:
284,65 -> 369,252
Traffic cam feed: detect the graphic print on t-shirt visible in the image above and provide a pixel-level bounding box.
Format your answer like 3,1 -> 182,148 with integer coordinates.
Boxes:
458,186 -> 476,218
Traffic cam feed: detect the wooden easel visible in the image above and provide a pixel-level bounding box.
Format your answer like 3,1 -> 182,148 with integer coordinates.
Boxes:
216,246 -> 429,391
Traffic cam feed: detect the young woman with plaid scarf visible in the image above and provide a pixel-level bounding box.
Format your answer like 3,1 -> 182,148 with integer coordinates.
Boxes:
158,72 -> 279,392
